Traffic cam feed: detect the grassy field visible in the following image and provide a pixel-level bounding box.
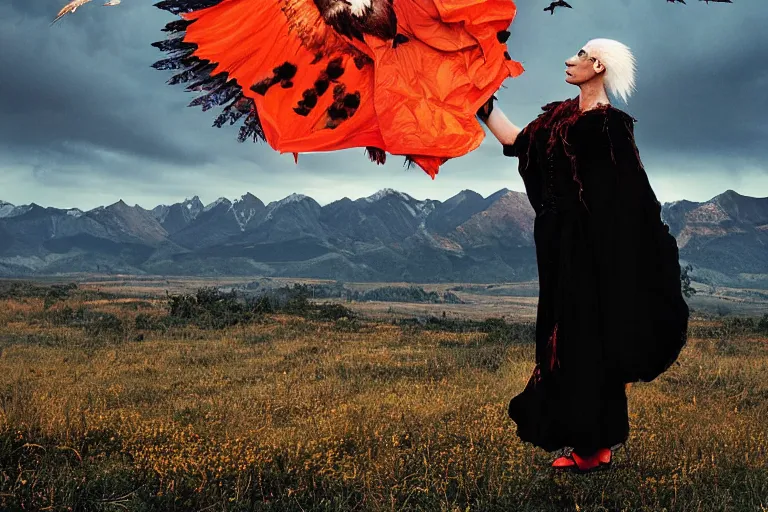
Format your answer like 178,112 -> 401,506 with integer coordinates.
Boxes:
0,279 -> 766,511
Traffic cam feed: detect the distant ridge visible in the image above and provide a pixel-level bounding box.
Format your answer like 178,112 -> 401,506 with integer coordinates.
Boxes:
1,189 -> 766,287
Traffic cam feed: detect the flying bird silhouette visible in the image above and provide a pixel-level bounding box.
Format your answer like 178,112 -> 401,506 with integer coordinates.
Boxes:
51,0 -> 119,25
544,0 -> 572,15
51,0 -> 92,25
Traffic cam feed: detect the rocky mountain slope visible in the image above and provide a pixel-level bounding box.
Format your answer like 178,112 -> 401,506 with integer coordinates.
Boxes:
1,189 -> 765,286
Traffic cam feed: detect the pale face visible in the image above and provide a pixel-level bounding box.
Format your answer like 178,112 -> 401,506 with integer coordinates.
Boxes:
565,47 -> 605,86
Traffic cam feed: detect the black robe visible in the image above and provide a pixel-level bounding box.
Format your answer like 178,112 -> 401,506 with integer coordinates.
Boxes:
502,99 -> 689,454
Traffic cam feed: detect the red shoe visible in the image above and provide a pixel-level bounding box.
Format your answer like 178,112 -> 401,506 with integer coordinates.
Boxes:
597,447 -> 612,465
552,448 -> 612,473
551,454 -> 577,469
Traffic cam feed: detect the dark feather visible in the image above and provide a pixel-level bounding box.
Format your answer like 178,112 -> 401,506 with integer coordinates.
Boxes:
152,0 -> 267,144
212,94 -> 250,128
150,36 -> 197,54
167,61 -> 216,85
326,57 -> 345,80
189,80 -> 239,111
151,56 -> 197,71
161,19 -> 194,33
314,77 -> 330,96
153,0 -> 223,15
365,147 -> 386,165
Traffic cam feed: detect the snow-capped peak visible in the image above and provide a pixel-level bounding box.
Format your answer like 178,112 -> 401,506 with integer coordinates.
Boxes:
267,193 -> 306,209
364,188 -> 413,203
0,201 -> 15,218
281,193 -> 306,204
262,193 -> 308,221
234,192 -> 259,204
182,196 -> 202,213
203,197 -> 230,212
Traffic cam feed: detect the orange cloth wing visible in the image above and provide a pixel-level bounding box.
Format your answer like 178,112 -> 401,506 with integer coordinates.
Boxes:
153,0 -> 523,178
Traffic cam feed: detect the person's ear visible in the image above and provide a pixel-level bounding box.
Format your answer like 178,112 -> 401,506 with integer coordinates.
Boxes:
593,59 -> 605,74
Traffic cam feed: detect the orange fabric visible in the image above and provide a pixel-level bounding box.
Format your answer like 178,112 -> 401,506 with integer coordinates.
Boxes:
182,0 -> 523,179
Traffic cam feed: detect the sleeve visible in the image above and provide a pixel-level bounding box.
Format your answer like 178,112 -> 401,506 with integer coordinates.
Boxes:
579,110 -> 689,384
501,125 -> 530,158
501,125 -> 542,215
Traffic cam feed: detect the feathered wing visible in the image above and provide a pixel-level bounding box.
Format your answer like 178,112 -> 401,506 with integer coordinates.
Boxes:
151,0 -> 524,178
153,0 -> 386,155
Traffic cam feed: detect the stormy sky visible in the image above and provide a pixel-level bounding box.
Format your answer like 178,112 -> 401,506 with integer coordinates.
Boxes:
0,0 -> 766,211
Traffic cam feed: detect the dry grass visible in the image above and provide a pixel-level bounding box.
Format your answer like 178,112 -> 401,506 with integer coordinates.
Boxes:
0,287 -> 765,511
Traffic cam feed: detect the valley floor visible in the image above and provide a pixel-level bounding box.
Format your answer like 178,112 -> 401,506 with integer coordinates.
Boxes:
0,279 -> 766,510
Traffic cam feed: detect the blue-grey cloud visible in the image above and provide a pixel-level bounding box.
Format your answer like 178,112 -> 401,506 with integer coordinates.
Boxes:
0,0 -> 766,211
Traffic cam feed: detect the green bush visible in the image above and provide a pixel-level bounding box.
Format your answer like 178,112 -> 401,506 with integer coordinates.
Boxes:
162,286 -> 356,329
758,313 -> 768,334
688,313 -> 768,339
44,306 -> 125,338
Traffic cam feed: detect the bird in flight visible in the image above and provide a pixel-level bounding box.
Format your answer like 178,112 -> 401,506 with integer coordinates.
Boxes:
50,0 -> 119,25
544,1 -> 572,15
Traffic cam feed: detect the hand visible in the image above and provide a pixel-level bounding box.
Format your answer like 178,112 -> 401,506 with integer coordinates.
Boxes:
482,101 -> 523,147
477,94 -> 497,123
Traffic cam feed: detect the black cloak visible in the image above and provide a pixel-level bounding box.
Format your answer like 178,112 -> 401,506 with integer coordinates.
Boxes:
502,98 -> 689,454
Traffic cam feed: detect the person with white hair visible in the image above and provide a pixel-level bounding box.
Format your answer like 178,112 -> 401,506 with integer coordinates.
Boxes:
477,39 -> 690,473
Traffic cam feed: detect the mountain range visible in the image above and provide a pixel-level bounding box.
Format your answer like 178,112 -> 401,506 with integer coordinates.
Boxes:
0,189 -> 766,287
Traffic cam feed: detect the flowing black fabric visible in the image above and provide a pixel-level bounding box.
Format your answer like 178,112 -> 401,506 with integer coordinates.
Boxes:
502,98 -> 689,454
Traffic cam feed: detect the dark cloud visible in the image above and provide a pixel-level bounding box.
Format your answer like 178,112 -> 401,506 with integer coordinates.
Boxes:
0,2 -> 217,167
0,0 -> 766,210
499,0 -> 768,161
627,4 -> 768,162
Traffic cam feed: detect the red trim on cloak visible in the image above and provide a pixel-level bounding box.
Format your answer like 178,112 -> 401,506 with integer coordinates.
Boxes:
519,97 -> 615,214
547,322 -> 560,371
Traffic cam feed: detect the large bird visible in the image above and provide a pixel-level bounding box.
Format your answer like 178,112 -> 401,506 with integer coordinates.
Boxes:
49,0 -> 525,178
48,0 -> 733,175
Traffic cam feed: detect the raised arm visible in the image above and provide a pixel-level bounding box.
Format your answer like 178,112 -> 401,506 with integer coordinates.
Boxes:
477,97 -> 524,146
485,107 -> 524,146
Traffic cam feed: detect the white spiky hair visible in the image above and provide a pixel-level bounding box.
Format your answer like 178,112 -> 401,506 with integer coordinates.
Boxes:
583,38 -> 636,103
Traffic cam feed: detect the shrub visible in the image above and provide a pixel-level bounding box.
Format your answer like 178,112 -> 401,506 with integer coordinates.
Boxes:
163,286 -> 356,329
45,306 -> 125,339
